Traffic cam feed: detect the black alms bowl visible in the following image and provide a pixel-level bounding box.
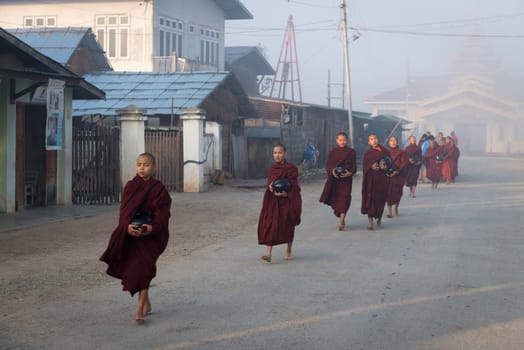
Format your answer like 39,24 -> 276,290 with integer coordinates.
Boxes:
272,178 -> 292,193
334,166 -> 347,177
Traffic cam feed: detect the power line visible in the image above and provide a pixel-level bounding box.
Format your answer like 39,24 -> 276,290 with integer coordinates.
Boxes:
349,26 -> 524,39
288,0 -> 338,9
365,11 -> 524,30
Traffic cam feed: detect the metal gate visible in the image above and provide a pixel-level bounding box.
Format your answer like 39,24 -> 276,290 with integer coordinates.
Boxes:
145,127 -> 183,192
72,122 -> 120,204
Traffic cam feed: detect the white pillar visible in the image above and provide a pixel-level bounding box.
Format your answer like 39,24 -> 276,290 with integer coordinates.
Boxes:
181,108 -> 206,192
56,87 -> 73,205
117,105 -> 147,187
205,121 -> 223,171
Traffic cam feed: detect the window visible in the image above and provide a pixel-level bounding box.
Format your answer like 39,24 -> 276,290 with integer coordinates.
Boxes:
158,16 -> 184,57
23,16 -> 57,28
95,14 -> 130,59
199,27 -> 221,66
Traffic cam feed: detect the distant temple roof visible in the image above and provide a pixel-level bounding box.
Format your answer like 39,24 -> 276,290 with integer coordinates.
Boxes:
366,75 -> 523,106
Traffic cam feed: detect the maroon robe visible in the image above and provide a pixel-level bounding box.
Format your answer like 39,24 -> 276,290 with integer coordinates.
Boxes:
404,143 -> 422,187
100,176 -> 171,296
424,146 -> 442,183
386,146 -> 407,206
361,145 -> 390,219
441,143 -> 459,181
319,146 -> 357,217
258,160 -> 302,246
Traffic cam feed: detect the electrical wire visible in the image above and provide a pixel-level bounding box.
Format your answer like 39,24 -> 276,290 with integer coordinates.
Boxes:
348,26 -> 524,39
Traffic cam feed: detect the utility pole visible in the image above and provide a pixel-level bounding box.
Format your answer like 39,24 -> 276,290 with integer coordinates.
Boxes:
340,0 -> 354,148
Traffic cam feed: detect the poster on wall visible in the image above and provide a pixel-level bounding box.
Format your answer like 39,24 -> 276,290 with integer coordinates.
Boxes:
45,79 -> 65,150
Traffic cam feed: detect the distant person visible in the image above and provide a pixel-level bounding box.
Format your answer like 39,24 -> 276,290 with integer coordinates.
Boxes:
424,139 -> 443,189
258,144 -> 302,262
100,153 -> 172,325
404,135 -> 423,198
451,131 -> 458,146
441,136 -> 460,184
361,133 -> 390,230
386,136 -> 407,218
319,132 -> 357,231
419,134 -> 431,183
436,131 -> 445,146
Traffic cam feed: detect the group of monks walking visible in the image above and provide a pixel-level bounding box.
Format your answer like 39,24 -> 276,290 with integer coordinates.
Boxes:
99,135 -> 460,324
321,131 -> 460,230
256,131 -> 461,264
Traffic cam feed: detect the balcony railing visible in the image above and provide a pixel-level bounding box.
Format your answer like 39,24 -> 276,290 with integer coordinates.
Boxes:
153,55 -> 219,73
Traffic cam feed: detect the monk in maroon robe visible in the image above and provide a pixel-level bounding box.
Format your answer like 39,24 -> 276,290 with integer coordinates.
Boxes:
319,132 -> 357,230
404,135 -> 423,198
100,153 -> 171,324
258,144 -> 301,262
361,133 -> 390,230
424,140 -> 443,189
386,136 -> 407,217
441,136 -> 460,184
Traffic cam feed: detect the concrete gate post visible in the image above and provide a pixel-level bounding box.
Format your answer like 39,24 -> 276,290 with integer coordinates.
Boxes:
180,108 -> 207,192
117,104 -> 147,187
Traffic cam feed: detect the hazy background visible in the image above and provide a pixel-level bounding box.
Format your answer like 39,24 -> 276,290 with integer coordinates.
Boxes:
225,0 -> 524,112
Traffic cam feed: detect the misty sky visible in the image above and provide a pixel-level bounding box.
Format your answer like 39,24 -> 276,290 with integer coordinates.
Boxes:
225,0 -> 524,112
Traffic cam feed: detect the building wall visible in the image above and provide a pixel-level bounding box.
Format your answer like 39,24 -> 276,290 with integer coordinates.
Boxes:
0,1 -> 149,71
155,0 -> 225,70
0,0 -> 230,71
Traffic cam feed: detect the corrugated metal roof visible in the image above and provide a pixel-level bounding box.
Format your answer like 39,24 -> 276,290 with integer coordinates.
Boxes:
214,0 -> 253,19
73,71 -> 233,116
8,27 -> 111,71
0,28 -> 105,100
8,27 -> 86,65
225,46 -> 275,75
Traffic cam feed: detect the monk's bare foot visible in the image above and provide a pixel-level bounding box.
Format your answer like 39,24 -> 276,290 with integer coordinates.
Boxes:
261,255 -> 271,263
135,308 -> 145,325
376,220 -> 382,229
394,207 -> 399,216
285,255 -> 294,261
143,302 -> 152,317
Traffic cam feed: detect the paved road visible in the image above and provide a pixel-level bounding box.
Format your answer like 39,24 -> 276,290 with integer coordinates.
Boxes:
2,155 -> 524,350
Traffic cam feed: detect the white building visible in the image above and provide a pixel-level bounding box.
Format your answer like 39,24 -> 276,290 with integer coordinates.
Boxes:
0,0 -> 252,72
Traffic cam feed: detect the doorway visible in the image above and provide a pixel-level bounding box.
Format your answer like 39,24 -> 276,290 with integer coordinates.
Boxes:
15,103 -> 57,209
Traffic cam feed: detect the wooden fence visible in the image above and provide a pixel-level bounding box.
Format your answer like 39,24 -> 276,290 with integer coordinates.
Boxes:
145,127 -> 183,192
72,122 -> 120,204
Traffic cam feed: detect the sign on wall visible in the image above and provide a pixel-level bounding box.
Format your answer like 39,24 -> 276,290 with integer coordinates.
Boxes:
45,79 -> 65,150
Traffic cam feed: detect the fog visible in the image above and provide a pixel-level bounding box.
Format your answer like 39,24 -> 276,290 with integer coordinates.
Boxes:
225,0 -> 524,114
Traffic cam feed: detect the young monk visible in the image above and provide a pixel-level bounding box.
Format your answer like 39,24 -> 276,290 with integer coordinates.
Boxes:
258,144 -> 302,262
100,153 -> 171,325
441,136 -> 460,184
404,135 -> 423,198
386,136 -> 407,218
361,133 -> 390,230
424,138 -> 443,189
319,132 -> 357,230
